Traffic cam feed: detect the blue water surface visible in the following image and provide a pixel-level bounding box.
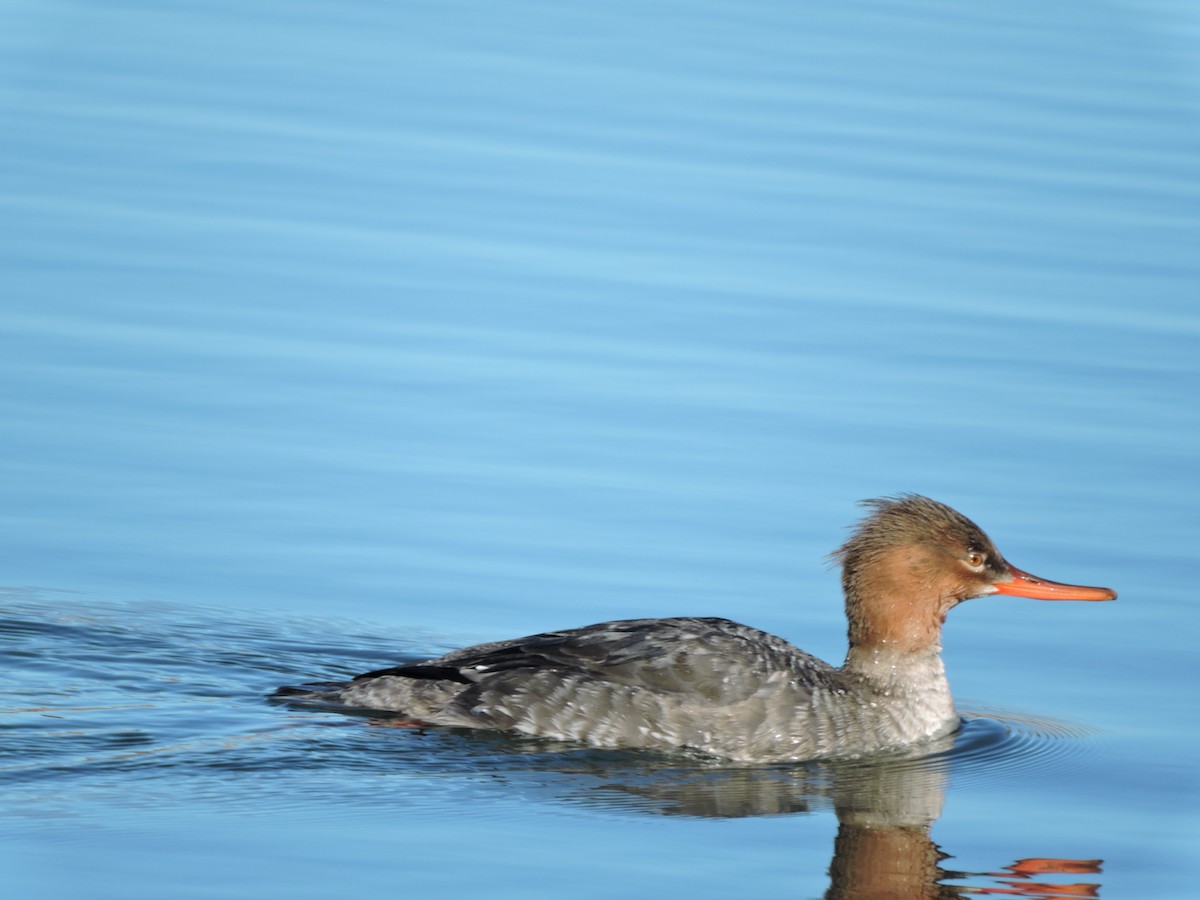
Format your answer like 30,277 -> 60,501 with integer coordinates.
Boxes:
2,1 -> 1198,897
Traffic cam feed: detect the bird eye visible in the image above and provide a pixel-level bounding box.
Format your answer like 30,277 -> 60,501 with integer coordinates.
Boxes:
965,551 -> 986,569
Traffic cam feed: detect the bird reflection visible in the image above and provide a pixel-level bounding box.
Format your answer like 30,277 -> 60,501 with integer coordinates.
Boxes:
819,750 -> 1102,899
432,727 -> 1103,899
322,708 -> 1105,898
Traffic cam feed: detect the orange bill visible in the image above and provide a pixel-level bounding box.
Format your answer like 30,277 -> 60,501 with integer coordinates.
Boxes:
993,566 -> 1116,601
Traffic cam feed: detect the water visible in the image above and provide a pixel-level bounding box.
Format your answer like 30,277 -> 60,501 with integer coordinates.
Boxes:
2,0 -> 1198,896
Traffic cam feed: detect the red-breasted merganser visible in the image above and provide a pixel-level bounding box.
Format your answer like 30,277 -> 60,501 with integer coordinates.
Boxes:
280,495 -> 1115,761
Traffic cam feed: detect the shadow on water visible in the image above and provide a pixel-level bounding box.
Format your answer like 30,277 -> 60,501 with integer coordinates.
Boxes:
2,591 -> 1103,898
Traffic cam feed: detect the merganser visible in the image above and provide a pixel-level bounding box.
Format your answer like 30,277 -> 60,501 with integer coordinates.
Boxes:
279,495 -> 1115,762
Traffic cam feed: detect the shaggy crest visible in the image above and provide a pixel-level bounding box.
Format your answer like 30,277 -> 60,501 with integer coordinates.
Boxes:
830,494 -> 1004,599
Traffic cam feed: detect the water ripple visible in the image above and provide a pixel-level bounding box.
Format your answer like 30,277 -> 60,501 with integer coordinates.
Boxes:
942,707 -> 1103,785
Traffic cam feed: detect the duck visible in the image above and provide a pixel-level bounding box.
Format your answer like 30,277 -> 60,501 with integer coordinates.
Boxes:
278,495 -> 1115,762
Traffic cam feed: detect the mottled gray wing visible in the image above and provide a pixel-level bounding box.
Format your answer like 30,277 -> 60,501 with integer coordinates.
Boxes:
355,617 -> 829,705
